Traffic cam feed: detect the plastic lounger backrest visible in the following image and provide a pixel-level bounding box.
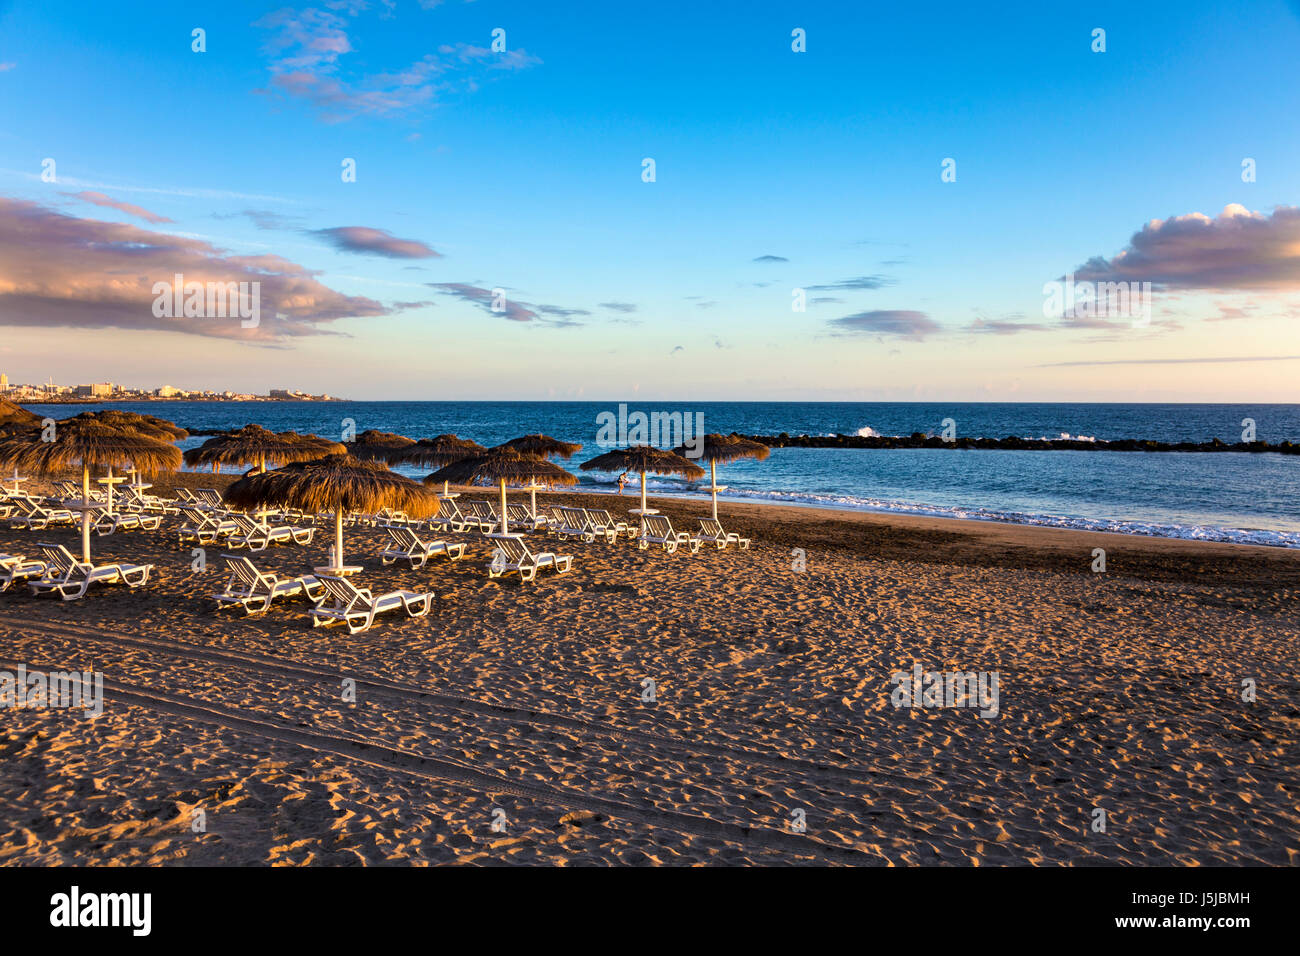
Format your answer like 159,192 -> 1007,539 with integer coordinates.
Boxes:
319,575 -> 364,609
496,535 -> 530,564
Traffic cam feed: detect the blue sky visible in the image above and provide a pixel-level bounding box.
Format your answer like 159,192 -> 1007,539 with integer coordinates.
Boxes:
1,0 -> 1298,400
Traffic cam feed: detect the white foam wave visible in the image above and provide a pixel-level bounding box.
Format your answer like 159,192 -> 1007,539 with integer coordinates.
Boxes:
581,478 -> 1300,549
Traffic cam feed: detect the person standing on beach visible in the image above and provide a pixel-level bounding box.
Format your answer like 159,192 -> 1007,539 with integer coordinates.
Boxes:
617,472 -> 628,495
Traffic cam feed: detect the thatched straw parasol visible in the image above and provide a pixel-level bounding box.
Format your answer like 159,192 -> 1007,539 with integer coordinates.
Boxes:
61,411 -> 189,510
497,435 -> 583,514
64,409 -> 189,441
346,429 -> 416,462
0,397 -> 42,435
183,424 -> 345,475
580,446 -> 704,533
224,454 -> 440,572
499,434 -> 583,459
672,433 -> 770,520
425,447 -> 577,535
0,419 -> 181,562
389,434 -> 487,496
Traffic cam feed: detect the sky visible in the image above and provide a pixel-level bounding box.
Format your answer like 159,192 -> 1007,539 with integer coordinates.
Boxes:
1,0 -> 1298,402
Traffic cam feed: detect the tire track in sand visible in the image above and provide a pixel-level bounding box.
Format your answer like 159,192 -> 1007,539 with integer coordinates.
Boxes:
1,658 -> 873,864
2,615 -> 930,793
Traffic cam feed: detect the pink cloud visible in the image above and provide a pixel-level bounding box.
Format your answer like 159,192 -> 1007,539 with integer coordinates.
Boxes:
64,190 -> 173,225
0,196 -> 387,342
1072,204 -> 1300,291
312,226 -> 441,259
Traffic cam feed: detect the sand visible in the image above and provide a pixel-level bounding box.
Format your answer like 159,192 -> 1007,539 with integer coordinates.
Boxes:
1,472 -> 1297,866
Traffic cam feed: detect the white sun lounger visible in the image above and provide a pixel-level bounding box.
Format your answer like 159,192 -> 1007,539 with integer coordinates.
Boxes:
586,508 -> 636,541
92,508 -> 164,536
121,484 -> 176,515
637,514 -> 702,554
213,554 -> 324,615
28,543 -> 153,601
228,514 -> 316,551
379,525 -> 466,568
195,488 -> 225,508
310,575 -> 433,633
506,502 -> 551,532
0,553 -> 47,592
177,506 -> 240,545
696,518 -> 750,550
5,498 -> 78,530
486,534 -> 572,582
427,497 -> 473,534
552,506 -> 598,542
464,500 -> 501,533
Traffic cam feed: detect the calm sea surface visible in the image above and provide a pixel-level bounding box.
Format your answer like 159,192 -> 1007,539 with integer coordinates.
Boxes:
21,400 -> 1300,547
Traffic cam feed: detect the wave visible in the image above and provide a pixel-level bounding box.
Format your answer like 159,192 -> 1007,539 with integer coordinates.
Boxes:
582,477 -> 1300,549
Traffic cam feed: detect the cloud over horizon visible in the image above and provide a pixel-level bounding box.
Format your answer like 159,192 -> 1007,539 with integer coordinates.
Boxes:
829,310 -> 940,340
0,197 -> 386,341
807,275 -> 894,292
64,191 -> 173,225
1071,204 -> 1300,291
254,7 -> 540,122
427,282 -> 584,327
311,226 -> 441,259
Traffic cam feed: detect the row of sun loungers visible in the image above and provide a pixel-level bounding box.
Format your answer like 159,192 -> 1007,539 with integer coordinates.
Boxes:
378,525 -> 466,568
2,543 -> 155,601
176,506 -> 316,551
4,477 -> 752,617
487,534 -> 571,582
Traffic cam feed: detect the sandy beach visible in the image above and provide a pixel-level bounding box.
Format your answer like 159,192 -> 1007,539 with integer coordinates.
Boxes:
1,471 -> 1296,866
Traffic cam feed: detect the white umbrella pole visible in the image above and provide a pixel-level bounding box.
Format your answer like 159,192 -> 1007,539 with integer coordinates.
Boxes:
80,465 -> 92,563
530,485 -> 538,518
105,465 -> 114,515
711,460 -> 718,520
640,470 -> 648,535
500,479 -> 509,535
334,510 -> 344,570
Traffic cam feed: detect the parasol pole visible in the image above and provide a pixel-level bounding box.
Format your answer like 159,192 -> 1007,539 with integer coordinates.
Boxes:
711,460 -> 719,520
499,479 -> 509,535
640,469 -> 648,535
80,464 -> 92,563
333,510 -> 345,570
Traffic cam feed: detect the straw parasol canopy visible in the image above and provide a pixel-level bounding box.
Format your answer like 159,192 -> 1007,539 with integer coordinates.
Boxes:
672,433 -> 770,519
498,434 -> 583,459
495,435 -> 583,516
60,411 -> 188,508
183,424 -> 345,474
425,446 -> 577,535
224,454 -> 440,571
390,434 -> 488,496
64,409 -> 189,441
346,429 -> 416,462
0,397 -> 42,435
0,419 -> 182,562
580,446 -> 704,532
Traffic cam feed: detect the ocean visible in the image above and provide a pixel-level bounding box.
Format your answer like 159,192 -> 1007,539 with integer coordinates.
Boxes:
20,400 -> 1300,548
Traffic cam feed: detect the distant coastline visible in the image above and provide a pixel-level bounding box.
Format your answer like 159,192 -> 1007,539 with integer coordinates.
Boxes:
18,395 -> 344,404
741,432 -> 1300,455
